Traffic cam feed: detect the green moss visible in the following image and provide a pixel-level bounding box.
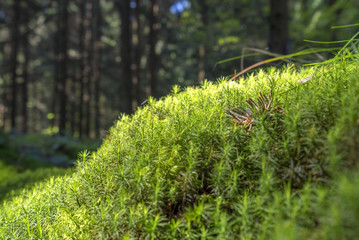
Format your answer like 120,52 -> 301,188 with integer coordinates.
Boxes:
1,60 -> 359,239
0,166 -> 70,202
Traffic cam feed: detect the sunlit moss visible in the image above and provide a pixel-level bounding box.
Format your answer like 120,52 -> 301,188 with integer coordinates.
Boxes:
1,58 -> 359,239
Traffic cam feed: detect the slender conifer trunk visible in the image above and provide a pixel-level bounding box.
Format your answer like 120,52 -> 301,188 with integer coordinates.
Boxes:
10,0 -> 20,130
269,0 -> 289,54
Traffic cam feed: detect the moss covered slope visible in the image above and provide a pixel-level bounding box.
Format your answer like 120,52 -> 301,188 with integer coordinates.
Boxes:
1,61 -> 359,239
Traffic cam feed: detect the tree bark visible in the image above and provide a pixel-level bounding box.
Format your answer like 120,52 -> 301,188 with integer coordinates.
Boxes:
78,0 -> 93,138
118,0 -> 133,114
52,0 -> 59,131
21,0 -> 30,133
92,0 -> 102,138
56,0 -> 69,135
131,0 -> 141,110
85,0 -> 94,137
10,0 -> 20,130
147,0 -> 159,97
269,0 -> 289,54
198,0 -> 208,84
78,0 -> 85,138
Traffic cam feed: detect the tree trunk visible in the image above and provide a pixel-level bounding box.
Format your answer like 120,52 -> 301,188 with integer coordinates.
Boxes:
68,78 -> 76,136
93,0 -> 102,138
85,0 -> 94,137
10,0 -> 20,130
21,0 -> 30,133
1,41 -> 10,130
78,0 -> 85,138
269,0 -> 289,54
57,0 -> 69,135
78,0 -> 93,138
0,75 -> 7,130
52,0 -> 59,131
198,0 -> 208,84
131,0 -> 141,110
147,0 -> 159,97
118,0 -> 133,114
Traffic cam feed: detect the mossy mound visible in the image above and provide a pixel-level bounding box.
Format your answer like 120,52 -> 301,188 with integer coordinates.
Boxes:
1,60 -> 359,239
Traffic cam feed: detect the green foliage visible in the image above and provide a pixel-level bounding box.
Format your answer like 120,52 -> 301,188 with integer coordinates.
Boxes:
1,133 -> 100,169
1,57 -> 359,239
0,131 -> 99,203
0,165 -> 70,202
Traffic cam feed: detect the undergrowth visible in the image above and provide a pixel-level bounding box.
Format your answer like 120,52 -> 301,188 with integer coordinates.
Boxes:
1,58 -> 359,239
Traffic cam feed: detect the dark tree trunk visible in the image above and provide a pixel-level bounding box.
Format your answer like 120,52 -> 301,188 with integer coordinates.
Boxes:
0,76 -> 6,130
56,0 -> 69,135
78,0 -> 85,138
118,0 -> 133,114
93,0 -> 102,138
269,0 -> 289,54
147,0 -> 159,97
21,0 -> 30,133
302,0 -> 309,11
68,78 -> 76,136
198,0 -> 208,83
10,0 -> 20,130
131,0 -> 141,110
85,0 -> 94,137
30,77 -> 39,132
52,0 -> 59,131
78,0 -> 93,138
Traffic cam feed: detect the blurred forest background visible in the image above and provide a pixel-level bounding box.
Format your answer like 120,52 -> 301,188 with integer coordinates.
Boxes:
0,0 -> 358,139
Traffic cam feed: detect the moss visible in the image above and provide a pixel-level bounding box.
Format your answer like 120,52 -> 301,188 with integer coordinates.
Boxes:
1,60 -> 359,239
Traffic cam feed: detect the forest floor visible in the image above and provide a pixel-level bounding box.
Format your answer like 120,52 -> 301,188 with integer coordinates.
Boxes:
0,131 -> 100,202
